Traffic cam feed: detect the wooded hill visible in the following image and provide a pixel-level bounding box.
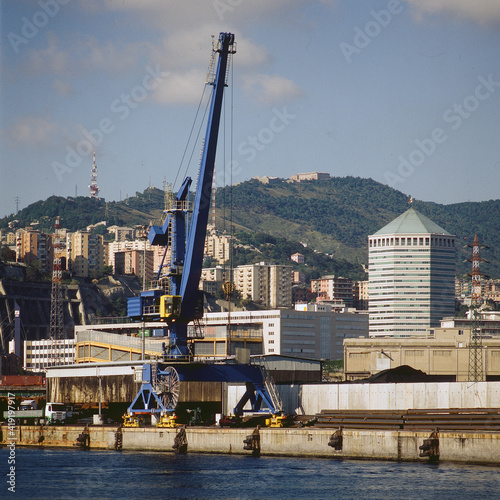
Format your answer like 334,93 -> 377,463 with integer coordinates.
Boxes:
2,177 -> 498,280
215,177 -> 499,278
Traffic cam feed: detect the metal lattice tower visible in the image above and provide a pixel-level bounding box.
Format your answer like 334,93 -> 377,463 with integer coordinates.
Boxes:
467,235 -> 489,382
48,216 -> 64,368
89,151 -> 100,198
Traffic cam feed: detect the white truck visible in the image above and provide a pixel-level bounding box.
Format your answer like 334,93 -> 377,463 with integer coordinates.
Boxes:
4,400 -> 69,425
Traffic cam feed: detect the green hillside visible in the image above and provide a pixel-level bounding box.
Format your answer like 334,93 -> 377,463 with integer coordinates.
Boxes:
215,177 -> 500,278
0,189 -> 165,233
2,177 -> 498,279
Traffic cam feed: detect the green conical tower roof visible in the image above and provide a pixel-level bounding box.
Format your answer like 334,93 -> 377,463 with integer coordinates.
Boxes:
373,207 -> 451,236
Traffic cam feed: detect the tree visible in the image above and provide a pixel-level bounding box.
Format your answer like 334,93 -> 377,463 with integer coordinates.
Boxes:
0,245 -> 16,262
25,259 -> 46,282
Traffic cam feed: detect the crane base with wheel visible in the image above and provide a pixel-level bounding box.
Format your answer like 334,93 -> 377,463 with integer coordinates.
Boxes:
125,360 -> 283,423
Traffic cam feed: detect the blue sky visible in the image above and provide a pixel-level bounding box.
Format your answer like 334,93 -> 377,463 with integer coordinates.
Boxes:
1,0 -> 499,218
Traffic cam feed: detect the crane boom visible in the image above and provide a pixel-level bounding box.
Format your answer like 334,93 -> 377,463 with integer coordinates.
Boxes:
180,32 -> 235,319
127,33 -> 236,357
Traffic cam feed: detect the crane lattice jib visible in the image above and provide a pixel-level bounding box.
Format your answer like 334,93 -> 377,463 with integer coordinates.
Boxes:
180,33 -> 236,318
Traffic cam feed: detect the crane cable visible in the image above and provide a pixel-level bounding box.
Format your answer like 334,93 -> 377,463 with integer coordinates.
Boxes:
172,84 -> 213,190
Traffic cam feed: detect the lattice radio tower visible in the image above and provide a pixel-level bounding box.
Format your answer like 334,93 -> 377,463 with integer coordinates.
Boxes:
48,216 -> 64,368
467,235 -> 489,382
89,151 -> 100,198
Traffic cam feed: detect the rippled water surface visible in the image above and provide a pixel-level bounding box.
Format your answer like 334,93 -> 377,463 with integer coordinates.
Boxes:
1,447 -> 499,499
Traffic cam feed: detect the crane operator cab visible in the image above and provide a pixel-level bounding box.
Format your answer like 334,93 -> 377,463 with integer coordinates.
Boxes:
159,295 -> 182,321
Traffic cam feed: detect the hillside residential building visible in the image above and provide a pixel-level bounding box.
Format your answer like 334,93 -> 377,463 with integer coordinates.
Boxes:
195,304 -> 368,360
0,231 -> 16,246
368,207 -> 455,338
107,225 -> 136,241
234,262 -> 292,309
354,280 -> 369,310
200,266 -> 231,295
292,271 -> 306,284
115,249 -> 155,284
456,277 -> 500,305
16,229 -> 52,271
291,252 -> 305,264
204,229 -> 232,265
311,275 -> 353,306
67,231 -> 104,278
107,239 -> 159,281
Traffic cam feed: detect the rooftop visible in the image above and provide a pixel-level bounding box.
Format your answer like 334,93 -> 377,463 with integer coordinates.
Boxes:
372,207 -> 452,236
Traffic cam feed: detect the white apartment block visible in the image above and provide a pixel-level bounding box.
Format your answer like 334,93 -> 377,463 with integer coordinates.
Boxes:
204,230 -> 232,264
200,266 -> 232,294
196,305 -> 368,360
67,231 -> 104,278
10,339 -> 76,372
107,239 -> 152,266
234,262 -> 292,309
107,225 -> 136,241
368,207 -> 456,338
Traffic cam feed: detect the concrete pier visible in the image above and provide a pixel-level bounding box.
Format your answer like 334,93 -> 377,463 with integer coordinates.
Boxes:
1,424 -> 499,465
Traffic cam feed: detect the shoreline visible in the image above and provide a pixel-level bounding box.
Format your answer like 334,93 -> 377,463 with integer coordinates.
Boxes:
2,424 -> 499,465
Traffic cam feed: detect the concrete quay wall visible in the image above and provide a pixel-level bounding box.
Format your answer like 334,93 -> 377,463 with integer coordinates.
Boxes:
2,425 -> 499,465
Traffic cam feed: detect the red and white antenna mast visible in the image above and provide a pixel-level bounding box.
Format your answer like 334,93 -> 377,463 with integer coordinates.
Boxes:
467,234 -> 489,382
89,151 -> 100,198
48,215 -> 64,368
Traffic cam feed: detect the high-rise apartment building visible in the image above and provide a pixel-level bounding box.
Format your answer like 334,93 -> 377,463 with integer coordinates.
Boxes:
204,230 -> 232,265
234,262 -> 292,309
311,275 -> 354,306
368,207 -> 455,337
16,229 -> 51,271
67,231 -> 104,278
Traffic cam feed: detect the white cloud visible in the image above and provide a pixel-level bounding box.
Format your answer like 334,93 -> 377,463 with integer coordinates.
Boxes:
22,32 -> 150,77
243,74 -> 304,105
25,32 -> 69,74
406,0 -> 500,25
152,69 -> 207,105
2,116 -> 61,148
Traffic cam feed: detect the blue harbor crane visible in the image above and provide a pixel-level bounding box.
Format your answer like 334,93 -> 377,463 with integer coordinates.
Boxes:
124,33 -> 282,427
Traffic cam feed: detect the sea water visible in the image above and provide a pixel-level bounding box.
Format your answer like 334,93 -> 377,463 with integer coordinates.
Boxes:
1,447 -> 499,499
